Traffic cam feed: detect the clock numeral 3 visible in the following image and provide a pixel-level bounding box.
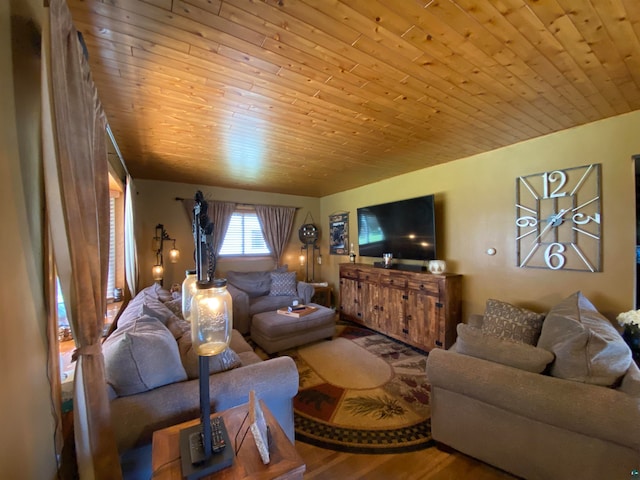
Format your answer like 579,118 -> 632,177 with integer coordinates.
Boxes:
572,212 -> 601,225
544,243 -> 566,270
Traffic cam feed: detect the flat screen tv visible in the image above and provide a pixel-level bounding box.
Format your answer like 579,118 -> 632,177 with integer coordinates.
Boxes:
357,195 -> 437,261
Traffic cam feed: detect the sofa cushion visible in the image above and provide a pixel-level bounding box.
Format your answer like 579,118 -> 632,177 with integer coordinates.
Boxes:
269,271 -> 297,296
141,283 -> 173,303
619,362 -> 640,398
481,298 -> 545,345
227,270 -> 273,298
177,333 -> 242,379
537,291 -> 632,386
457,323 -> 555,373
103,315 -> 187,396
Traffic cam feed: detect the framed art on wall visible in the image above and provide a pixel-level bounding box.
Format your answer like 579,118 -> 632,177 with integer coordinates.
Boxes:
329,212 -> 349,255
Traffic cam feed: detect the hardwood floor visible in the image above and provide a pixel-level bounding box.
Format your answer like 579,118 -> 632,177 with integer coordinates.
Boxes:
296,442 -> 518,480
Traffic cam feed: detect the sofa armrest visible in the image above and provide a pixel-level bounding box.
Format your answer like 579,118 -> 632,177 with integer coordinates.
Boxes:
297,281 -> 314,304
227,283 -> 251,334
427,348 -> 640,450
110,356 -> 299,451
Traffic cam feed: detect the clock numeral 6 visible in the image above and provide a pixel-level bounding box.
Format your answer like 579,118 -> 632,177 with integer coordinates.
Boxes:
516,216 -> 538,227
572,212 -> 601,225
544,243 -> 566,270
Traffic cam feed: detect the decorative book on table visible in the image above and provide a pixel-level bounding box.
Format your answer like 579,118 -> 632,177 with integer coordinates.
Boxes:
276,305 -> 318,317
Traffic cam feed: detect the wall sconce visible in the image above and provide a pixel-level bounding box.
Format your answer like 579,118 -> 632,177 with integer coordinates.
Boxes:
152,223 -> 179,285
298,223 -> 320,282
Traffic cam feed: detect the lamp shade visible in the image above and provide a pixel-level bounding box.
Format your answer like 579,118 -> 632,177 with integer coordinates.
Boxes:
181,270 -> 197,321
152,264 -> 164,282
190,279 -> 233,356
169,247 -> 180,263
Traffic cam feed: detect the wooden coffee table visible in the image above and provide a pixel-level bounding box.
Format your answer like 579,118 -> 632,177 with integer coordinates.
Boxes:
151,401 -> 305,479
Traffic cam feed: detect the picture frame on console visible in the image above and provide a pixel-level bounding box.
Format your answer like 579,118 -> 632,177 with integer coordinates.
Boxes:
329,212 -> 349,255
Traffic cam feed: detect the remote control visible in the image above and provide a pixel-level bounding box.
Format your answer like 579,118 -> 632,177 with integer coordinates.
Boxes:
188,432 -> 207,465
211,417 -> 226,453
188,418 -> 226,465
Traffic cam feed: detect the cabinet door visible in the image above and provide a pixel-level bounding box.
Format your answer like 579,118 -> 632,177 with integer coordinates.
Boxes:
378,286 -> 405,338
405,287 -> 439,350
340,277 -> 360,322
360,280 -> 379,329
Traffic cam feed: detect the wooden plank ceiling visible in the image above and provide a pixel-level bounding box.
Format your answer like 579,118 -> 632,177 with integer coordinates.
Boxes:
68,0 -> 640,197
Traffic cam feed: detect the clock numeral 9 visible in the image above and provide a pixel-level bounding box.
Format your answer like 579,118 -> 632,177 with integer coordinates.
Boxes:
516,216 -> 538,227
543,170 -> 568,198
544,243 -> 566,270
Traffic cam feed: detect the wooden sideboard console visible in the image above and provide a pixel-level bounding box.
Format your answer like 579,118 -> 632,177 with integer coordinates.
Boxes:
339,263 -> 462,351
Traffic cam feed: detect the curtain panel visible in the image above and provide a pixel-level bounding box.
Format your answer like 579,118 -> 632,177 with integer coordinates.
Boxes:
255,205 -> 296,266
124,174 -> 138,298
43,0 -> 122,477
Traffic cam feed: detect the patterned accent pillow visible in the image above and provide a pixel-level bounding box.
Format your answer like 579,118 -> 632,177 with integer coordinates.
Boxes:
164,298 -> 184,319
269,271 -> 297,296
481,298 -> 545,345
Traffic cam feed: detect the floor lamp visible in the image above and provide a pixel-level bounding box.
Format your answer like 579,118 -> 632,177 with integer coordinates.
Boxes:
179,191 -> 234,479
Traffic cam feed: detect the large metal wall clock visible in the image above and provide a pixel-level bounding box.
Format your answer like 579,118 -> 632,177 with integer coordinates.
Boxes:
515,163 -> 602,272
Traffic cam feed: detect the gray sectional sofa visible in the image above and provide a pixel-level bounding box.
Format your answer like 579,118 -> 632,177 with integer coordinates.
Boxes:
225,266 -> 314,334
103,283 -> 299,478
427,292 -> 640,480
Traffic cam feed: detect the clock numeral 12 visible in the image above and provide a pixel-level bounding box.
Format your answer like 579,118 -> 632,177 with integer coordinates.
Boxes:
542,170 -> 568,198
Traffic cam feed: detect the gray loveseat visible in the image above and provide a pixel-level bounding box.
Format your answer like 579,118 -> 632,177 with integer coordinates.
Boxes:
225,267 -> 314,334
103,283 -> 299,478
427,292 -> 640,480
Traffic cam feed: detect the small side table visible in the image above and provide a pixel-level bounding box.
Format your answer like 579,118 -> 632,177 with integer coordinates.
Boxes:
151,401 -> 305,480
311,285 -> 332,308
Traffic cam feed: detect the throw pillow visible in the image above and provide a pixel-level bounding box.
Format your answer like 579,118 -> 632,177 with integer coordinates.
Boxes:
103,315 -> 187,396
177,333 -> 242,379
226,270 -> 273,298
269,271 -> 297,296
164,298 -> 184,319
165,314 -> 191,339
619,363 -> 640,399
537,291 -> 632,386
481,298 -> 545,345
457,324 -> 555,373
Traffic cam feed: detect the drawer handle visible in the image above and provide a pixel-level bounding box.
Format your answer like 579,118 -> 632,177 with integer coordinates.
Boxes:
402,328 -> 409,334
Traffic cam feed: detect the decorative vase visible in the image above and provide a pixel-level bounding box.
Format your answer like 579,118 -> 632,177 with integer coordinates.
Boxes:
622,324 -> 640,361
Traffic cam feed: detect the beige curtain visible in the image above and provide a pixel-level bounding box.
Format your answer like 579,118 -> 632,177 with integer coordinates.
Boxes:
124,174 -> 138,298
42,0 -> 122,477
255,205 -> 296,266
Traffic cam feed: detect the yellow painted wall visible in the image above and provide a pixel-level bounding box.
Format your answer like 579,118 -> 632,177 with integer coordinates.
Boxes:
134,180 -> 322,288
1,0 -> 58,478
320,111 -> 640,320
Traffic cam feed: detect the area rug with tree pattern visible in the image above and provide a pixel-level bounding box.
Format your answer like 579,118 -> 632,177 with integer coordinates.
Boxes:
278,323 -> 433,454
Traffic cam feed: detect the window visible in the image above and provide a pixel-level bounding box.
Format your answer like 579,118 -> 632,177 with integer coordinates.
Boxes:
107,196 -> 116,298
219,211 -> 270,256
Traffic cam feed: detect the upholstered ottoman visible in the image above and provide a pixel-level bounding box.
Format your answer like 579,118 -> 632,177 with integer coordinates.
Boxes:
251,303 -> 336,354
